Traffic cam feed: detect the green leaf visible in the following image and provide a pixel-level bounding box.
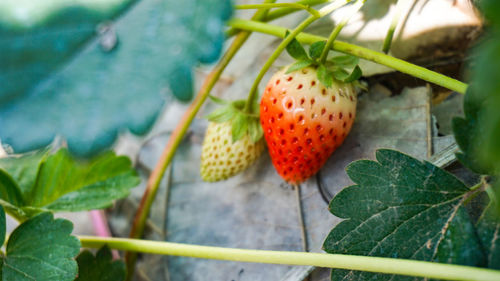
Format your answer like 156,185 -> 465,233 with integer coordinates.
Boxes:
76,246 -> 126,281
323,149 -> 486,280
209,95 -> 230,105
0,0 -> 232,157
329,55 -> 359,68
0,150 -> 48,200
477,200 -> 500,269
231,114 -> 249,143
285,59 -> 314,74
0,206 -> 5,247
317,64 -> 333,88
452,85 -> 500,176
309,41 -> 326,60
333,65 -> 362,83
2,212 -> 80,281
0,148 -> 139,219
285,31 -> 309,60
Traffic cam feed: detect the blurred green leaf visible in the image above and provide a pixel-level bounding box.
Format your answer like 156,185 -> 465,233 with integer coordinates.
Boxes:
333,65 -> 362,83
324,149 -> 485,280
76,246 -> 126,281
329,55 -> 359,68
0,148 -> 140,219
0,206 -> 5,248
1,213 -> 80,281
0,0 -> 232,157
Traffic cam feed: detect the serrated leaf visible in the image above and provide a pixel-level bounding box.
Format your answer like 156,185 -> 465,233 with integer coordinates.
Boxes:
206,106 -> 236,123
2,212 -> 80,281
231,114 -> 249,143
286,59 -> 314,74
76,246 -> 126,281
309,41 -> 326,60
333,65 -> 362,83
477,200 -> 500,269
285,31 -> 309,60
329,55 -> 359,68
0,148 -> 139,219
0,0 -> 232,157
317,64 -> 333,88
323,149 -> 485,280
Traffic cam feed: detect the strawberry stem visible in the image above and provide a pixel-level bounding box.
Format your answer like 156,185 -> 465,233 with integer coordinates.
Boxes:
382,0 -> 408,54
227,18 -> 468,94
80,235 -> 500,281
235,3 -> 320,18
318,0 -> 365,64
226,0 -> 329,38
124,2 -> 276,279
243,0 -> 351,114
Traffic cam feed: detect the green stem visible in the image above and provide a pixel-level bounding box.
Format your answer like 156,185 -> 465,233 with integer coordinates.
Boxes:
318,0 -> 364,63
226,0 -> 328,38
124,3 -> 275,279
227,18 -> 468,94
382,0 -> 407,53
80,236 -> 500,281
235,3 -> 320,18
243,0 -> 349,113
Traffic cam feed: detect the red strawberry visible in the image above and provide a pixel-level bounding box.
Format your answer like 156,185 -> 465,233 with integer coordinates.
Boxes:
260,66 -> 357,184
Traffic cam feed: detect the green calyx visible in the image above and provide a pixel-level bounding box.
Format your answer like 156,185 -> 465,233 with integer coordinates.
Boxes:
206,95 -> 263,144
284,32 -> 362,87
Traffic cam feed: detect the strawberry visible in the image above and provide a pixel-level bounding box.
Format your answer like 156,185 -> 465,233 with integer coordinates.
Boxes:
260,38 -> 360,184
200,96 -> 265,182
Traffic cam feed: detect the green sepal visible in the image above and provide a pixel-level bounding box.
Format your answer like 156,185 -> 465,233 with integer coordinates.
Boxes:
309,41 -> 326,60
232,114 -> 249,143
206,106 -> 236,123
285,31 -> 308,60
286,59 -> 314,74
317,64 -> 334,88
208,95 -> 230,105
329,55 -> 359,68
333,65 -> 362,83
248,118 -> 264,143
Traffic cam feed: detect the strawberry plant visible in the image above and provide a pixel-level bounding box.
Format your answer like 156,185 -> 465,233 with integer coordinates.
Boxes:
1,0 -> 500,280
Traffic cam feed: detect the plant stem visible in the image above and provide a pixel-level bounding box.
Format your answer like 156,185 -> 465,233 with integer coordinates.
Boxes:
226,0 -> 328,38
124,3 -> 275,278
227,18 -> 468,94
318,0 -> 364,63
382,0 -> 408,53
235,3 -> 320,18
243,0 -> 349,113
79,236 -> 500,281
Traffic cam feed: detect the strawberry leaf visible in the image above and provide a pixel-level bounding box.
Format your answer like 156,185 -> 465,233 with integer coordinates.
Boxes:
285,31 -> 309,60
477,200 -> 500,269
333,65 -> 362,83
1,213 -> 80,281
317,64 -> 334,88
309,41 -> 326,60
0,148 -> 139,220
323,149 -> 486,280
0,0 -> 232,157
285,59 -> 314,74
76,246 -> 126,281
329,55 -> 359,68
209,95 -> 230,105
0,206 -> 5,247
248,118 -> 264,144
